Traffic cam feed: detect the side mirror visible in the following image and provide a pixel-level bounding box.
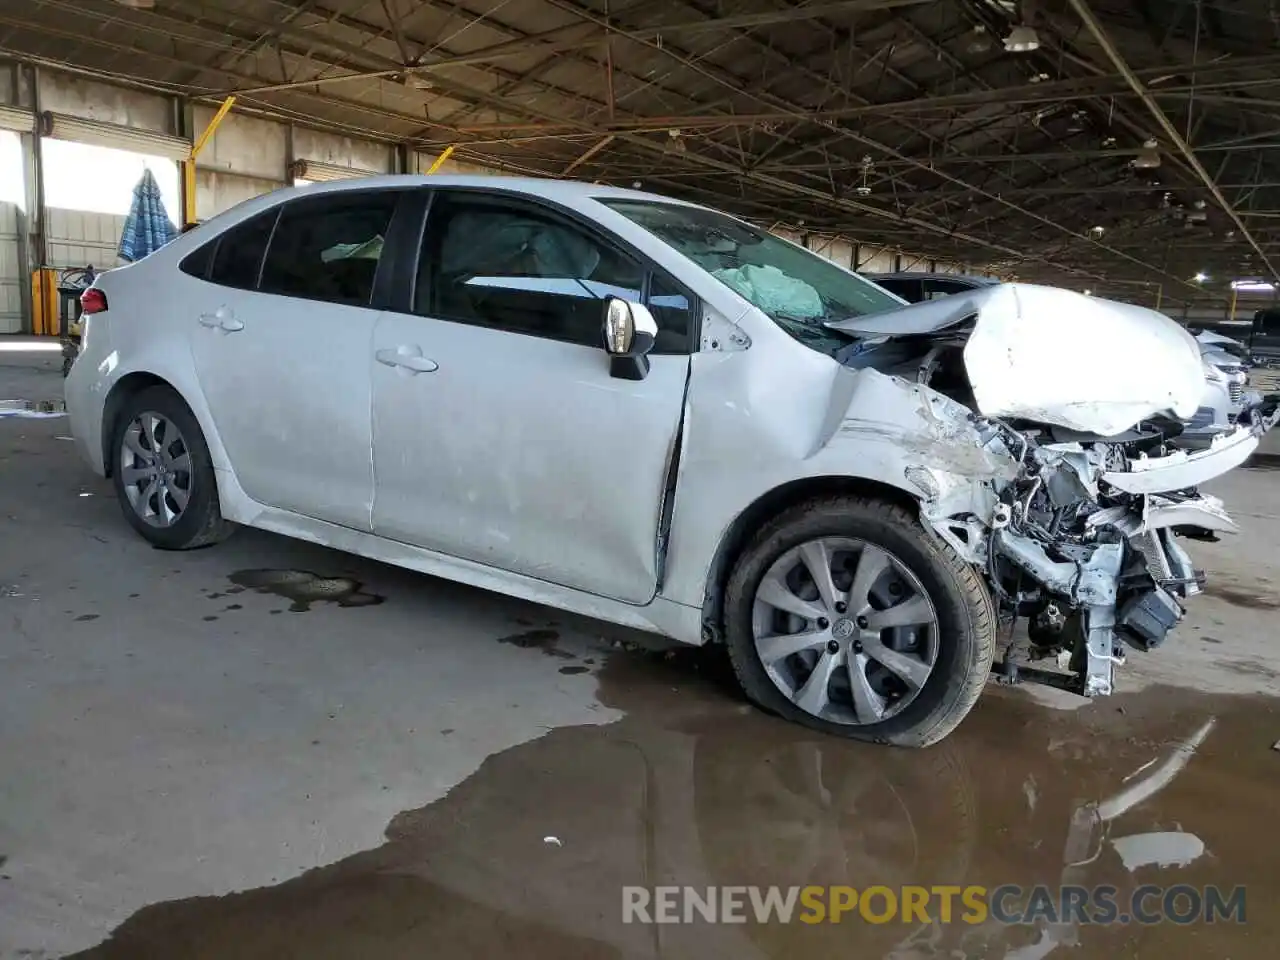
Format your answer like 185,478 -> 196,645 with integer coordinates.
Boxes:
603,298 -> 658,381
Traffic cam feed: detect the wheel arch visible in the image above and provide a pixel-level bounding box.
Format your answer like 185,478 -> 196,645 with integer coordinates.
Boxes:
100,372 -> 221,479
699,475 -> 920,642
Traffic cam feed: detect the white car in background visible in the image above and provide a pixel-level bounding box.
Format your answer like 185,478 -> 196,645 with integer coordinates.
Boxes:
63,176 -> 1276,746
1181,332 -> 1256,446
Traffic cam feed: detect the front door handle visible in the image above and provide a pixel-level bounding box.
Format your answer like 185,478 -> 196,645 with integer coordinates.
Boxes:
376,347 -> 439,374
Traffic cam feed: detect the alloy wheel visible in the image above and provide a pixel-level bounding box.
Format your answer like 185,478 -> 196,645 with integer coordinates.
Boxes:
751,537 -> 939,725
120,411 -> 193,528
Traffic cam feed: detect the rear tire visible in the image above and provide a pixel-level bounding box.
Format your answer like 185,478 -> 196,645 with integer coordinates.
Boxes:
110,386 -> 235,550
723,495 -> 995,747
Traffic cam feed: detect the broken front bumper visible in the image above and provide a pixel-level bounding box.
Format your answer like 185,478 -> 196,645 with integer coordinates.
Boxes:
987,397 -> 1280,698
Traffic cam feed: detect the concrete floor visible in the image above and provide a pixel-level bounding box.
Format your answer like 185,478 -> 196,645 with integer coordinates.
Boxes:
2,348 -> 1279,959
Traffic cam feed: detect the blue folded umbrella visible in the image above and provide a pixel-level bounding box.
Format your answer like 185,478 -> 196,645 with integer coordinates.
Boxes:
118,168 -> 177,263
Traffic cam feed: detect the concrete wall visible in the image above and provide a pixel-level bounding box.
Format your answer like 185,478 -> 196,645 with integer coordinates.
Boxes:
296,127 -> 393,175
414,150 -> 506,176
191,107 -> 289,219
39,73 -> 174,135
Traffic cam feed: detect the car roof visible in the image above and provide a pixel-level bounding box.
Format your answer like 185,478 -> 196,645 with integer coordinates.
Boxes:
273,173 -> 702,207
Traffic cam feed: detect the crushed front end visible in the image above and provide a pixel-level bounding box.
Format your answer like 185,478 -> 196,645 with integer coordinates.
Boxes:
832,283 -> 1280,699
965,403 -> 1277,696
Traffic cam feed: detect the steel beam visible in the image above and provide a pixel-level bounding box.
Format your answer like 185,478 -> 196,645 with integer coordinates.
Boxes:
1068,0 -> 1280,284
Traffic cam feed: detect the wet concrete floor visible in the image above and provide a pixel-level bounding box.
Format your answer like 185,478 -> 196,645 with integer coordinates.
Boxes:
69,648 -> 1280,960
4,356 -> 1280,959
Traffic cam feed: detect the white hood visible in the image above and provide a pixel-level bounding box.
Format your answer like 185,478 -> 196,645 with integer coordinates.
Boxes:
831,283 -> 1206,436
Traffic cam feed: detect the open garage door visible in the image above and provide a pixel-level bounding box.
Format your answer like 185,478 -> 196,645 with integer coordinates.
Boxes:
38,115 -> 181,275
0,201 -> 20,334
0,125 -> 26,334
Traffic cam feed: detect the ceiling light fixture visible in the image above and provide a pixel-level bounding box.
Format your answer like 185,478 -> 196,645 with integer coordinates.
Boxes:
1004,24 -> 1041,52
1193,271 -> 1208,283
854,155 -> 874,196
1232,280 -> 1274,293
1132,138 -> 1161,169
967,25 -> 993,54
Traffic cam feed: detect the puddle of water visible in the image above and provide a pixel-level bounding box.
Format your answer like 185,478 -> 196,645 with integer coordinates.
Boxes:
1243,452 -> 1280,472
226,569 -> 384,613
496,627 -> 575,659
1204,582 -> 1280,610
66,649 -> 1280,959
0,398 -> 67,419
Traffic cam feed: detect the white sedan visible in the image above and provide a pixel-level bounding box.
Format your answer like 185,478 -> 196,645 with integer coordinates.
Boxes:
65,176 -> 1273,746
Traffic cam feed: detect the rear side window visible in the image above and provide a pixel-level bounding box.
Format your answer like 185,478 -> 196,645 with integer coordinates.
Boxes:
178,240 -> 215,280
260,191 -> 398,307
208,210 -> 278,290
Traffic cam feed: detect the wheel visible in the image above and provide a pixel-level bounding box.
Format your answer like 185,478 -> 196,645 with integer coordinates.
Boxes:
723,495 -> 995,747
110,385 -> 235,550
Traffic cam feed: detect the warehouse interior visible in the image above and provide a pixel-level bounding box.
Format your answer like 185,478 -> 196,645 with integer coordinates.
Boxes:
2,0 -> 1280,324
3,2 -> 1280,958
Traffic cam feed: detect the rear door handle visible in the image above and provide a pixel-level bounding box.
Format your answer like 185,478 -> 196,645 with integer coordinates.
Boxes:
198,308 -> 243,333
376,347 -> 439,374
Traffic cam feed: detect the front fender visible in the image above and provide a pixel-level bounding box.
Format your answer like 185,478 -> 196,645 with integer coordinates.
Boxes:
661,357 -> 1014,610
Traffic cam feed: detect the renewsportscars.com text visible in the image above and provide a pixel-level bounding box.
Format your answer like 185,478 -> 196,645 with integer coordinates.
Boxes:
621,884 -> 1247,926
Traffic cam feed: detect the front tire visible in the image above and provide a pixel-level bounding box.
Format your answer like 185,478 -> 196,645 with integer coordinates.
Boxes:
723,495 -> 995,747
110,386 -> 235,550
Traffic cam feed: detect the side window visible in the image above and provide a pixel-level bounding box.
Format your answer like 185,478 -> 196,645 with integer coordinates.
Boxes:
418,193 -> 644,347
179,239 -> 215,280
260,191 -> 398,307
647,273 -> 693,354
208,209 -> 278,290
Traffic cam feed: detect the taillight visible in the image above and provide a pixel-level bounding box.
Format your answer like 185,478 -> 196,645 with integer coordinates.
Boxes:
80,288 -> 108,314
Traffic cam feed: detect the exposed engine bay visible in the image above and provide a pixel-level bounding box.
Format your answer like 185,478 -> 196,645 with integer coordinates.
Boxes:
828,283 -> 1280,698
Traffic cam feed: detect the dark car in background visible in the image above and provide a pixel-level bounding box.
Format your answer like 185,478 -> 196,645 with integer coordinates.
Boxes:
862,271 -> 999,303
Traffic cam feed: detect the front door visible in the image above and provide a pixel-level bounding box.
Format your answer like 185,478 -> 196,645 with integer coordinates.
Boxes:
370,190 -> 694,603
187,189 -> 400,530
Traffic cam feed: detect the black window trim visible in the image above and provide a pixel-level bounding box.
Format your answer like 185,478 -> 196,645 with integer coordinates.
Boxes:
395,185 -> 701,356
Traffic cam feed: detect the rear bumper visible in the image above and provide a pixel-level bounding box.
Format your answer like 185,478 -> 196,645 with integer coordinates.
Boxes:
62,329 -> 108,477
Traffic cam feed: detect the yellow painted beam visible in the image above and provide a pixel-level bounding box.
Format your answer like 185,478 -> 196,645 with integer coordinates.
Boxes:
182,96 -> 236,228
181,159 -> 197,228
424,145 -> 455,174
192,96 -> 236,159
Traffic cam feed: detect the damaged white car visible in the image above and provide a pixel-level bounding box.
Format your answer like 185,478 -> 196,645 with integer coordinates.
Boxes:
63,177 -> 1279,747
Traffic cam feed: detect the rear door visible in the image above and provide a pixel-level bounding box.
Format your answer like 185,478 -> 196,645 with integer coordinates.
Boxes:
186,188 -> 402,529
369,189 -> 694,603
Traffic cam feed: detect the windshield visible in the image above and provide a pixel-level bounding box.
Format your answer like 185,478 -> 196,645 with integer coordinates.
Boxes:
602,199 -> 904,354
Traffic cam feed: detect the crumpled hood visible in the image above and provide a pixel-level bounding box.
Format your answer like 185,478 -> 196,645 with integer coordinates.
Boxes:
829,283 -> 1206,435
